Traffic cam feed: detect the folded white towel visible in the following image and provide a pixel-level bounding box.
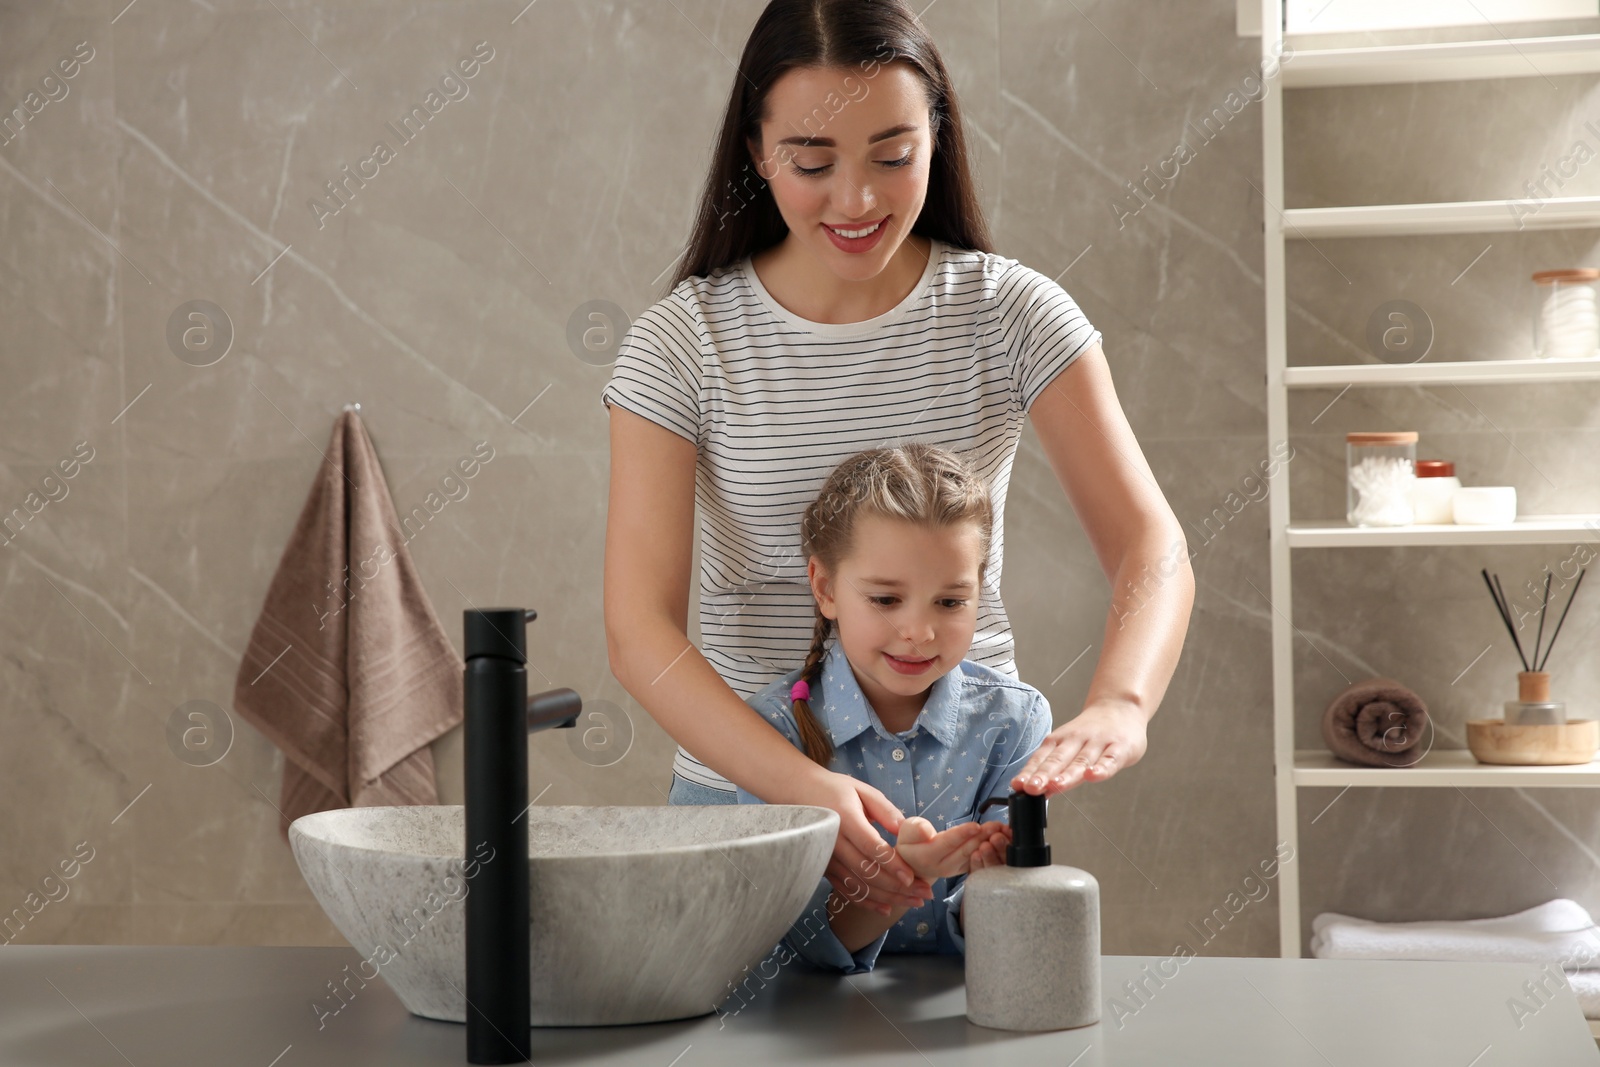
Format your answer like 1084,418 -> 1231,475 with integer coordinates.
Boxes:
1310,899 -> 1600,967
1566,969 -> 1600,1019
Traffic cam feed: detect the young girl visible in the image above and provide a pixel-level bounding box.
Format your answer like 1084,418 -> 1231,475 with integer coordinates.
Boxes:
735,443 -> 1053,974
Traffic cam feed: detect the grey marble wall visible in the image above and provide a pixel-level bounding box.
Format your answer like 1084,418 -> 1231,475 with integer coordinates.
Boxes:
5,0 -> 1600,960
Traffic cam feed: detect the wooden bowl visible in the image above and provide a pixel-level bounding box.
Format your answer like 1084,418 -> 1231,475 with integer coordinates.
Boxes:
1466,718 -> 1600,765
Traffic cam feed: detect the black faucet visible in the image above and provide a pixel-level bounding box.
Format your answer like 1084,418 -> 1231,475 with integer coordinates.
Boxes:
463,607 -> 582,1065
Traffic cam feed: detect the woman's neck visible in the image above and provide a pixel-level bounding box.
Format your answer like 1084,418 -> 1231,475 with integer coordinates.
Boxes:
751,233 -> 932,325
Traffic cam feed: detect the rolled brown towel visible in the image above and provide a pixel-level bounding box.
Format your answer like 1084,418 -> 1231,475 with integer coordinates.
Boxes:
1320,677 -> 1431,767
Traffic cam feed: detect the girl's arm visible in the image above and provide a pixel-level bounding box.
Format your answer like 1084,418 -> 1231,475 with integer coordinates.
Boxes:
1015,342 -> 1195,796
830,819 -> 1006,952
828,890 -> 914,954
603,407 -> 932,914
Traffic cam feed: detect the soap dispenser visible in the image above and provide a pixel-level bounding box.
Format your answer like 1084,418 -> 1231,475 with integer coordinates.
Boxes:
963,789 -> 1101,1031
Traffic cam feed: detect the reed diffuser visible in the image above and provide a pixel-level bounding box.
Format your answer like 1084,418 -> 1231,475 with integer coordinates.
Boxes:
1469,566 -> 1598,766
1480,567 -> 1584,724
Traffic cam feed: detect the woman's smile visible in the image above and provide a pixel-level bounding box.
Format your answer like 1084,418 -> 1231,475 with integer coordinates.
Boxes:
823,214 -> 891,254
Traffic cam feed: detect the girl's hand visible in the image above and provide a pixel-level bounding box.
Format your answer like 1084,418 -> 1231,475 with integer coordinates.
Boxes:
893,817 -> 1009,883
1013,699 -> 1148,798
793,772 -> 935,916
969,822 -> 1012,872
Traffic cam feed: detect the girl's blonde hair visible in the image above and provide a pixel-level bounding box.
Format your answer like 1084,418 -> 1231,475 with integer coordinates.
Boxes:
791,443 -> 994,767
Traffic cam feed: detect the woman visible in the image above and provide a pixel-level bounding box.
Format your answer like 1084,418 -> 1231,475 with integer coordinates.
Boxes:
602,0 -> 1192,917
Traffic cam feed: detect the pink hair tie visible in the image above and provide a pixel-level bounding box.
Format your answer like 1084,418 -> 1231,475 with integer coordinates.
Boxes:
790,679 -> 811,702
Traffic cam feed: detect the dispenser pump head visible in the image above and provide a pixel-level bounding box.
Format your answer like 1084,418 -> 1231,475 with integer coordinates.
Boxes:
978,790 -> 1051,867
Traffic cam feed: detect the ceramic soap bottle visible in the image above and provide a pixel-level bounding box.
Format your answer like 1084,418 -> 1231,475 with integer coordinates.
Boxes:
962,789 -> 1101,1031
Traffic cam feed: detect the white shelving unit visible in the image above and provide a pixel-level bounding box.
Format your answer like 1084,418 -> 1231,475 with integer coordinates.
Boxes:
1258,0 -> 1600,976
1286,356 -> 1600,387
1281,32 -> 1600,88
1288,516 -> 1600,548
1284,196 -> 1600,237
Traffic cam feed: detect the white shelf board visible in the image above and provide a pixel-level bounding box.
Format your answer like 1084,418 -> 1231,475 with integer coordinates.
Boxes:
1295,749 -> 1600,786
1282,34 -> 1600,88
1285,357 -> 1600,388
1282,195 -> 1600,237
1288,516 -> 1600,547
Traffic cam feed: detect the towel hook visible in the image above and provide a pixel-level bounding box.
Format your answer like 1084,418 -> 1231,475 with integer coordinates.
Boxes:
342,402 -> 361,413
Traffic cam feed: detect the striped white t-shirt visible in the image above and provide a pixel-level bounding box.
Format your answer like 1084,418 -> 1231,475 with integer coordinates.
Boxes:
601,237 -> 1101,790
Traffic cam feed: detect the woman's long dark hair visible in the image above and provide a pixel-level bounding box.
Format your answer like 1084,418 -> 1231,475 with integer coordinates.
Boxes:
667,0 -> 992,295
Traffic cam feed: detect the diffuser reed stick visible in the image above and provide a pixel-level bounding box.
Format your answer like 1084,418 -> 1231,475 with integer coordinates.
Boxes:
1493,573 -> 1520,660
1537,567 -> 1585,672
1532,572 -> 1551,673
1480,568 -> 1528,670
1479,566 -> 1587,673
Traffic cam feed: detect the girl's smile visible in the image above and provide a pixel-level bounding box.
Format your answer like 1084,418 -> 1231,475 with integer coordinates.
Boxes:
884,651 -> 935,674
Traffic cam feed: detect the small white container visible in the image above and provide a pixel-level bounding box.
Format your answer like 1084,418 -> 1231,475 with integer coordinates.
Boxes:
1453,486 -> 1517,525
1409,460 -> 1460,523
1533,269 -> 1600,360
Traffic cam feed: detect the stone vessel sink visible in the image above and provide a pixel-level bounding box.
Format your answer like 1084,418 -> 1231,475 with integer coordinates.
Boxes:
288,804 -> 838,1026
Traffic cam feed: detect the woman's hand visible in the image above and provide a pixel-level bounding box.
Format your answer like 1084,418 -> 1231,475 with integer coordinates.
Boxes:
791,771 -> 935,916
1013,699 -> 1149,798
894,817 -> 1009,883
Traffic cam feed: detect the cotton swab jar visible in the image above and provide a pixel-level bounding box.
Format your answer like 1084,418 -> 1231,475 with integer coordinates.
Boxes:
1532,269 -> 1600,360
1346,431 -> 1417,527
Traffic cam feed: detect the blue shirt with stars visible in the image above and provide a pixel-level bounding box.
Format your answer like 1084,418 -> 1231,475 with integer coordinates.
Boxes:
735,638 -> 1052,974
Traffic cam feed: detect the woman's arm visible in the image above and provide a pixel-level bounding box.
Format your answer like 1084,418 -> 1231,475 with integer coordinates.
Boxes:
603,405 -> 933,912
1014,341 -> 1195,796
